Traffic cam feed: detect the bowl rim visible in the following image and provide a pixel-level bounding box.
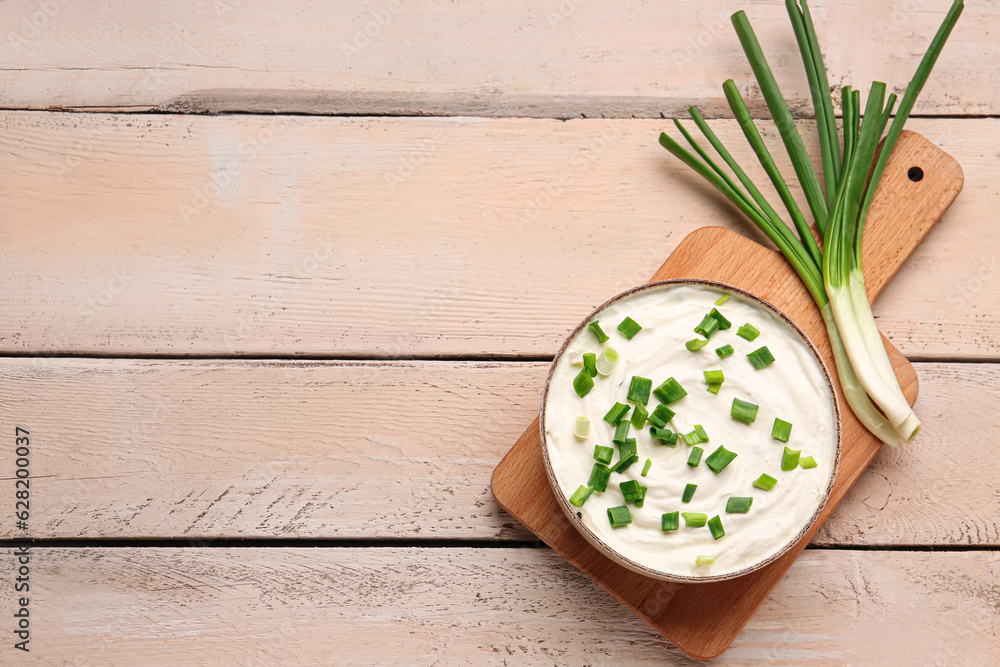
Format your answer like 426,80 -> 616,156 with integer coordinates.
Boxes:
538,278 -> 843,583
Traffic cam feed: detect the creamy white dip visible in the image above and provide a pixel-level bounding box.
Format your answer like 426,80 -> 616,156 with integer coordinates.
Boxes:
543,283 -> 838,579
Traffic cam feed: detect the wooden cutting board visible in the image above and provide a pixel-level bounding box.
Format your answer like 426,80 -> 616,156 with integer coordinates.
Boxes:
491,130 -> 964,660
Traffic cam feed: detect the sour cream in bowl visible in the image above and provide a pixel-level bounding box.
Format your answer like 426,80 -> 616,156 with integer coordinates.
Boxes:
540,280 -> 841,582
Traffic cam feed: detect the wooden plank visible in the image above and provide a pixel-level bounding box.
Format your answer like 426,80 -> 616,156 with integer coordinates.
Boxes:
0,113 -> 993,359
0,359 -> 995,545
1,547 -> 995,664
0,0 -> 993,117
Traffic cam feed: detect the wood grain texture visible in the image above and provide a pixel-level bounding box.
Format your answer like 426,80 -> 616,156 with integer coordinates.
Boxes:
0,359 -> 994,545
0,0 -> 992,117
0,113 -> 991,359
1,547 -> 996,666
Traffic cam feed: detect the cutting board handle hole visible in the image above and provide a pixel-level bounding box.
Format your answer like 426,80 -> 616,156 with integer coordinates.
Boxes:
907,166 -> 924,182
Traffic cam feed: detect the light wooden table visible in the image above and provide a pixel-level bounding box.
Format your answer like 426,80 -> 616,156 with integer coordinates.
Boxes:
1,1 -> 997,664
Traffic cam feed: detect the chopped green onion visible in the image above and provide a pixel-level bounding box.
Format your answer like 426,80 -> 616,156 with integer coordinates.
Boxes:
588,320 -> 609,344
569,485 -> 594,507
683,512 -> 707,528
583,352 -> 598,377
573,369 -> 594,397
603,402 -> 631,425
627,376 -> 652,405
707,382 -> 722,395
595,347 -> 619,376
613,440 -> 639,473
771,418 -> 793,442
630,401 -> 648,428
747,346 -> 775,369
704,370 -> 725,385
588,463 -> 611,492
574,416 -> 591,440
737,323 -> 760,341
607,505 -> 632,527
716,344 -> 735,358
641,458 -> 652,477
620,479 -> 644,503
683,425 -> 709,446
686,337 -> 710,351
726,496 -> 753,513
653,377 -> 688,404
648,404 -> 675,428
618,316 -> 642,339
710,308 -> 732,330
569,351 -> 584,367
650,427 -> 678,446
635,484 -> 648,508
708,515 -> 725,540
593,445 -> 614,465
695,313 -> 721,339
661,511 -> 680,531
705,445 -> 738,473
695,555 -> 715,566
612,419 -> 631,445
687,446 -> 704,468
682,483 -> 697,503
799,455 -> 818,469
731,397 -> 759,424
694,424 -> 709,441
715,294 -> 730,305
781,446 -> 801,471
753,473 -> 778,491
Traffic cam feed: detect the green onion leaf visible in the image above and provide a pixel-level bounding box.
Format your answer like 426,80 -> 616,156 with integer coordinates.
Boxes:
653,377 -> 688,404
573,369 -> 594,397
726,496 -> 753,513
569,485 -> 594,507
799,455 -> 818,469
588,320 -> 609,344
715,294 -> 730,305
682,483 -> 697,503
650,427 -> 678,446
687,446 -> 704,468
630,401 -> 649,428
635,484 -> 647,508
695,313 -> 721,339
709,308 -> 732,330
588,463 -> 611,492
648,404 -> 675,428
686,337 -> 711,351
613,440 -> 639,473
704,369 -> 725,385
747,346 -> 776,369
574,416 -> 590,440
683,512 -> 708,528
662,511 -> 680,531
641,458 -> 652,477
696,555 -> 715,566
607,505 -> 633,527
708,515 -> 725,540
612,420 -> 631,445
781,446 -> 801,471
753,473 -> 778,490
737,323 -> 760,341
715,344 -> 735,358
707,382 -> 722,395
771,418 -> 793,442
620,479 -> 644,503
593,445 -> 614,465
731,397 -> 759,424
683,425 -> 709,446
705,445 -> 738,473
595,347 -> 619,376
627,376 -> 652,405
603,402 -> 631,425
583,352 -> 598,377
618,316 -> 642,339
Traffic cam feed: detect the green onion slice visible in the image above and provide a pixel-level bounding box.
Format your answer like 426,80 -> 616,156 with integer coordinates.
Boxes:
603,402 -> 631,425
704,369 -> 725,385
772,418 -> 793,442
709,308 -> 732,330
726,496 -> 753,513
593,445 -> 614,465
641,458 -> 652,477
650,427 -> 678,446
588,320 -> 610,344
683,512 -> 708,528
707,382 -> 722,395
686,337 -> 711,351
618,317 -> 642,339
695,555 -> 715,566
627,376 -> 652,405
613,440 -> 639,473
583,352 -> 598,377
747,346 -> 776,369
799,455 -> 818,469
715,294 -> 730,305
630,401 -> 648,428
715,344 -> 735,358
737,323 -> 760,341
607,505 -> 632,527
753,473 -> 778,491
705,445 -> 738,473
569,485 -> 594,507
695,313 -> 721,339
682,483 -> 697,503
708,515 -> 725,540
574,416 -> 591,440
653,377 -> 688,404
781,446 -> 801,471
620,479 -> 644,503
662,511 -> 680,531
612,419 -> 631,445
595,347 -> 619,376
635,484 -> 648,508
573,369 -> 594,397
687,446 -> 704,467
648,404 -> 675,428
731,397 -> 759,424
588,463 -> 611,492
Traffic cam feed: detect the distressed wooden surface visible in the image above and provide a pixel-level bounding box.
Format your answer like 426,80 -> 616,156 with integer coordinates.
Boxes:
0,0 -> 993,117
0,547 -> 996,666
0,114 -> 995,360
0,359 -> 995,545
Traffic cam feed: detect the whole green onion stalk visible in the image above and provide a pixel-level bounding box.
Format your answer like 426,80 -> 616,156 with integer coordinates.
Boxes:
659,0 -> 963,446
